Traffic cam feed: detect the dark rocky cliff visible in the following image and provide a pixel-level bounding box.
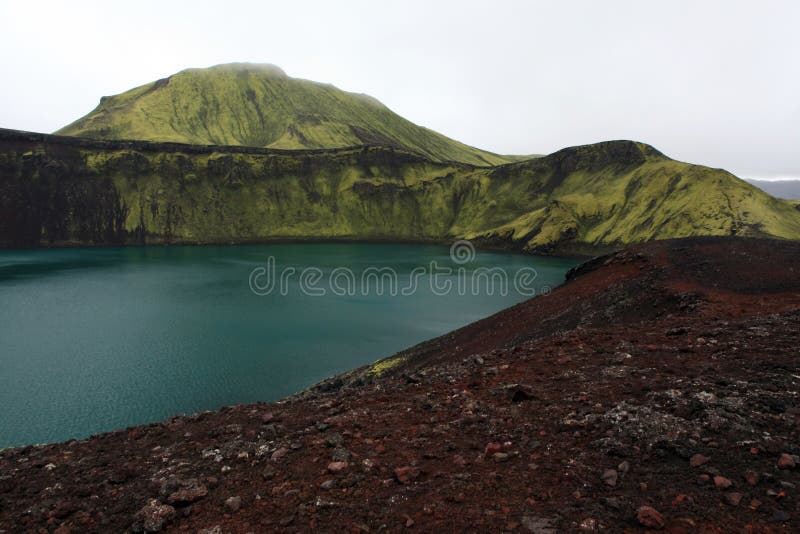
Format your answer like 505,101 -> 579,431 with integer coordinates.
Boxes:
2,129 -> 799,252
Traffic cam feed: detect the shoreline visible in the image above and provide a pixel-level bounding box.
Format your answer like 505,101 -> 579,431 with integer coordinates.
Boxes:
0,238 -> 584,450
0,235 -> 601,260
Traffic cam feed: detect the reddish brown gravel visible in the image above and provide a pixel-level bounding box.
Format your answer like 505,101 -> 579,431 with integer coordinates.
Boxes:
2,236 -> 800,533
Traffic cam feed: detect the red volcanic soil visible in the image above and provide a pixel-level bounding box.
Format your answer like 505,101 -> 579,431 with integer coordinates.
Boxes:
2,237 -> 800,533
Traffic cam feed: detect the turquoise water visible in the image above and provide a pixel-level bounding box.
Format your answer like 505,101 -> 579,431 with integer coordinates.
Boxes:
0,243 -> 578,447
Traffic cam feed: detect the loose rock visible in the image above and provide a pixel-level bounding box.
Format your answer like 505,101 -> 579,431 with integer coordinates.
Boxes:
493,452 -> 510,463
394,466 -> 421,484
743,470 -> 759,486
224,496 -> 242,513
132,499 -> 176,532
777,453 -> 796,469
166,482 -> 208,505
271,447 -> 289,461
725,492 -> 743,506
636,506 -> 665,529
713,476 -> 732,489
327,461 -> 349,473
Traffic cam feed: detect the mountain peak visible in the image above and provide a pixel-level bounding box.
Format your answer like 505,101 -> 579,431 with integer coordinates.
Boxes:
55,65 -> 511,166
540,140 -> 666,171
195,62 -> 288,78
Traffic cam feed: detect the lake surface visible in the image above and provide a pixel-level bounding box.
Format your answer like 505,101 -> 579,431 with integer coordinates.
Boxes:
0,243 -> 578,447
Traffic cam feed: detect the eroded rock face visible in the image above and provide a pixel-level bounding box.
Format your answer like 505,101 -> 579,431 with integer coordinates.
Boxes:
3,128 -> 799,253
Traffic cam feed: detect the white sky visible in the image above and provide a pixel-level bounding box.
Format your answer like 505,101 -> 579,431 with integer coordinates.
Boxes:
1,0 -> 798,180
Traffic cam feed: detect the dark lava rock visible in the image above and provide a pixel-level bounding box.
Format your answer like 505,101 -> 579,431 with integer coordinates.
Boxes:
394,466 -> 421,484
166,482 -> 208,505
131,500 -> 176,532
636,506 -> 665,529
224,496 -> 241,513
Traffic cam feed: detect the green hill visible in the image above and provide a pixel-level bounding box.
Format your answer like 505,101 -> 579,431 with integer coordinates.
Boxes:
55,63 -> 511,166
2,129 -> 799,252
466,142 -> 800,253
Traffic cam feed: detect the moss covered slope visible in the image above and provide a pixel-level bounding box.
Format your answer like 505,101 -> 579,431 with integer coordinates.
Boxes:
55,63 -> 510,166
2,129 -> 798,252
468,142 -> 800,253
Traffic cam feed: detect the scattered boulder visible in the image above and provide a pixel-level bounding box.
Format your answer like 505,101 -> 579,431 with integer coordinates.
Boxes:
493,452 -> 510,463
602,469 -> 618,487
161,478 -> 208,506
262,466 -> 276,480
666,326 -> 689,336
485,442 -> 502,455
636,506 -> 665,529
271,447 -> 289,461
224,496 -> 242,513
325,433 -> 344,448
520,515 -> 557,533
690,454 -> 710,467
504,384 -> 538,403
743,470 -> 759,486
394,466 -> 421,484
166,481 -> 208,505
327,461 -> 349,473
132,499 -> 176,532
714,476 -> 733,489
331,447 -> 351,462
777,453 -> 796,469
725,492 -> 743,506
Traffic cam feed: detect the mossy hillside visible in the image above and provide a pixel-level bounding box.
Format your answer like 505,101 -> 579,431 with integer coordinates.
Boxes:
56,63 -> 510,167
2,130 -> 799,252
466,143 -> 800,252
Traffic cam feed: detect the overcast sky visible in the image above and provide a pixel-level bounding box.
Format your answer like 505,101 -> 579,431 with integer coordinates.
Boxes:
1,0 -> 798,180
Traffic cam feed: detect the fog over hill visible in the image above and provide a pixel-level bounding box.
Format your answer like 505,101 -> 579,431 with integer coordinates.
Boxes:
745,179 -> 800,200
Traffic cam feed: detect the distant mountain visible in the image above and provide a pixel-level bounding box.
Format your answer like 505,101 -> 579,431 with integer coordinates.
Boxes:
55,63 -> 511,166
745,179 -> 800,200
2,129 -> 799,253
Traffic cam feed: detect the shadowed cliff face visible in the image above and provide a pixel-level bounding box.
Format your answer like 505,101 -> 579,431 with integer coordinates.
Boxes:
1,129 -> 799,251
0,142 -> 128,247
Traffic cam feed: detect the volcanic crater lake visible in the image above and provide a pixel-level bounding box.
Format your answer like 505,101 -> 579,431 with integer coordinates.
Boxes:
0,243 -> 578,447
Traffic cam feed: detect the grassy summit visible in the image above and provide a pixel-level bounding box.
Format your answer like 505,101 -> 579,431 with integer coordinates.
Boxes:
56,63 -> 511,166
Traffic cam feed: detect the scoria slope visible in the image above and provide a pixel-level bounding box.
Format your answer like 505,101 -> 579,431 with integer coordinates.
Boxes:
55,63 -> 510,166
2,237 -> 799,531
